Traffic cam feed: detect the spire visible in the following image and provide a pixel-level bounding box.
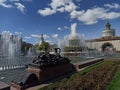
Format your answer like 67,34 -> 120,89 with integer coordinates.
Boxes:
41,34 -> 44,43
105,19 -> 111,30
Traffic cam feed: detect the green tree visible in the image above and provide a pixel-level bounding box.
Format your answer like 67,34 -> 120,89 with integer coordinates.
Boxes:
34,43 -> 39,50
39,42 -> 50,52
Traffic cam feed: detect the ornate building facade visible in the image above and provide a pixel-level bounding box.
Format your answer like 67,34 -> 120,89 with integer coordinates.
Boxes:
87,22 -> 120,52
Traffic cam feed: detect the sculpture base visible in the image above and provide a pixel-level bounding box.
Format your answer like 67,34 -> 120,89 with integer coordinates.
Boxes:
0,81 -> 10,90
11,63 -> 76,90
27,63 -> 75,82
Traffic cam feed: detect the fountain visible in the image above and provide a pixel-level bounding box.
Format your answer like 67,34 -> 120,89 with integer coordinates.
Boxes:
26,46 -> 38,57
0,31 -> 21,57
57,23 -> 89,57
0,31 -> 27,71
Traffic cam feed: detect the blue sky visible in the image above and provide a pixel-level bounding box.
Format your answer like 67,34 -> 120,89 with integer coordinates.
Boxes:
0,0 -> 120,44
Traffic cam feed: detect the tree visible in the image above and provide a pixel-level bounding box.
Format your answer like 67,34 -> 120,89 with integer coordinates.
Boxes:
34,43 -> 39,50
39,42 -> 50,52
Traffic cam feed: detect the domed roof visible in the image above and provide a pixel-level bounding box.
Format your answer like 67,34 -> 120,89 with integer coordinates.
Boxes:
102,29 -> 111,33
102,21 -> 116,37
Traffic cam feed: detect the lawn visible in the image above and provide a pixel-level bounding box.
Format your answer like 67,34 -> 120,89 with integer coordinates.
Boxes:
69,56 -> 94,63
39,61 -> 118,90
106,67 -> 120,90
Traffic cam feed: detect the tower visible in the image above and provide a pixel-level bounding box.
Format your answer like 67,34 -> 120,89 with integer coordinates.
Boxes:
102,21 -> 115,37
106,22 -> 111,30
41,34 -> 44,43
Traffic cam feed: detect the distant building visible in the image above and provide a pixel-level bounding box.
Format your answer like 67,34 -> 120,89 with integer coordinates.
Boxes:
39,34 -> 44,45
102,22 -> 115,37
87,21 -> 120,52
39,34 -> 50,52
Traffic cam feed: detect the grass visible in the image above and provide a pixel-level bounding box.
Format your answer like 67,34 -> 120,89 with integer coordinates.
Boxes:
106,67 -> 120,90
69,56 -> 93,63
39,61 -> 104,90
39,61 -> 118,90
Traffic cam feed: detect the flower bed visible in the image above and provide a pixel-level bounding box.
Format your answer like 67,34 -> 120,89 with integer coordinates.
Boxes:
39,61 -> 118,90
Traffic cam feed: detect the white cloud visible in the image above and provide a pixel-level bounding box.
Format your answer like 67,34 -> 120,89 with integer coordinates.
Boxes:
70,10 -> 85,19
70,7 -> 120,25
43,34 -> 50,39
31,34 -> 40,38
31,34 -> 50,39
57,26 -> 69,31
24,36 -> 31,39
38,0 -> 77,16
65,2 -> 77,12
10,0 -> 32,2
50,0 -> 72,10
0,0 -> 27,13
15,3 -> 25,13
10,0 -> 19,2
22,0 -> 32,2
0,0 -> 12,8
38,8 -> 56,16
46,40 -> 53,44
57,27 -> 62,31
77,8 -> 105,24
56,7 -> 65,12
52,34 -> 59,38
38,0 -> 120,25
103,12 -> 120,19
64,26 -> 69,29
104,3 -> 120,9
